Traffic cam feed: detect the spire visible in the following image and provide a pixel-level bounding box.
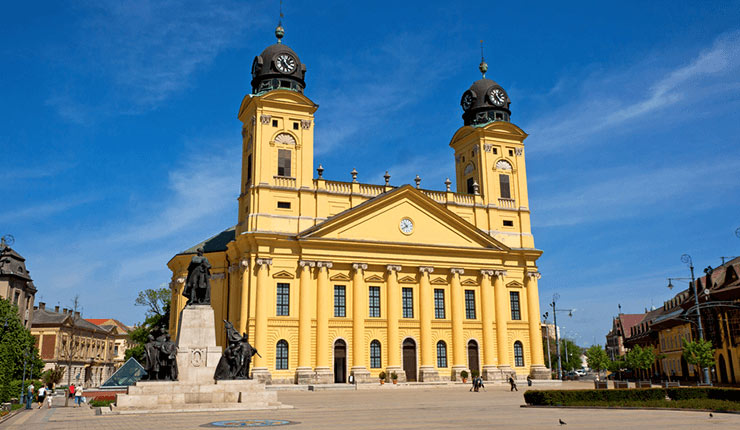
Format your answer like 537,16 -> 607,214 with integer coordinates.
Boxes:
479,40 -> 488,78
275,0 -> 285,43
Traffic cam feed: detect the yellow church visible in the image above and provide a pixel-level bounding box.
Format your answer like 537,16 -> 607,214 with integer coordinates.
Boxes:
167,26 -> 547,384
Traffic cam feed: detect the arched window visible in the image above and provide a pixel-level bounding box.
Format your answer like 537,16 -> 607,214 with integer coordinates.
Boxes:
437,341 -> 448,368
370,340 -> 381,368
513,341 -> 525,367
276,340 -> 289,370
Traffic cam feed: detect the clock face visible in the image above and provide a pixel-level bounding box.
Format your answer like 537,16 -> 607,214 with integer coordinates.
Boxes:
489,88 -> 506,106
275,54 -> 297,74
399,218 -> 414,235
461,92 -> 475,110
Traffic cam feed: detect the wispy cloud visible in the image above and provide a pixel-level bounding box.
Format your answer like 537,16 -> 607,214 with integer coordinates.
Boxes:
0,162 -> 76,181
0,195 -> 97,224
525,31 -> 740,153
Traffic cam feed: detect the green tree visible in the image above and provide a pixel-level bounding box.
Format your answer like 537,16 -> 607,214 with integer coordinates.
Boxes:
560,339 -> 583,372
585,345 -> 610,380
625,345 -> 656,379
125,287 -> 171,362
682,338 -> 715,377
0,298 -> 44,402
41,365 -> 65,388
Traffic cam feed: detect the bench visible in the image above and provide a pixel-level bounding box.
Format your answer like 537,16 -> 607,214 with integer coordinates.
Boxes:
594,381 -> 608,389
613,381 -> 629,389
663,381 -> 680,388
636,380 -> 652,388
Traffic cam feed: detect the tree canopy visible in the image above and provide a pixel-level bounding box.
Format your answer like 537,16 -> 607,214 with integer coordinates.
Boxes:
585,345 -> 610,375
0,298 -> 44,402
682,338 -> 715,371
126,287 -> 171,362
625,345 -> 656,372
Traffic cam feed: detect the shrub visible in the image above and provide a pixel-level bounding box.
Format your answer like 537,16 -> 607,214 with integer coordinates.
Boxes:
460,370 -> 469,380
90,399 -> 115,407
391,372 -> 398,380
524,388 -> 667,406
378,371 -> 386,381
666,387 -> 740,402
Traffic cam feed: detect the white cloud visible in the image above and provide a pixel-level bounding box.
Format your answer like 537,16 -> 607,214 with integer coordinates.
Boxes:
0,196 -> 97,224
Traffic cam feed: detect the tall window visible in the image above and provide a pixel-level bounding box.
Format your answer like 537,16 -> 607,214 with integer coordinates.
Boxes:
513,341 -> 524,367
499,174 -> 511,199
277,149 -> 291,177
437,341 -> 448,368
465,290 -> 476,319
466,177 -> 475,194
402,288 -> 414,318
510,291 -> 521,320
370,340 -> 381,368
434,289 -> 445,319
368,286 -> 380,317
334,285 -> 346,317
276,283 -> 290,316
246,154 -> 252,184
276,340 -> 289,369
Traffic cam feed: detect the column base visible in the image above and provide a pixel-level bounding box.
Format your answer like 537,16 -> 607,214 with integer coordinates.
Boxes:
498,365 -> 515,380
251,367 -> 272,384
350,366 -> 372,383
529,365 -> 551,380
313,367 -> 333,384
482,365 -> 507,381
451,365 -> 469,382
419,365 -> 439,382
295,367 -> 314,384
385,366 -> 406,383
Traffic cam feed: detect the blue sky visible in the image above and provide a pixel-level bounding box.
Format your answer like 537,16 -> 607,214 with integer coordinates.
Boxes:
2,1 -> 740,347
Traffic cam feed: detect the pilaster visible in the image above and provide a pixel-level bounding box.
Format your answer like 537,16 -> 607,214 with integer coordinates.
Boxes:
493,270 -> 511,375
449,268 -> 467,381
418,266 -> 439,381
385,264 -> 405,382
314,261 -> 333,383
252,257 -> 272,383
350,262 -> 371,383
238,259 -> 250,335
296,260 -> 316,384
526,271 -> 549,379
479,269 -> 497,380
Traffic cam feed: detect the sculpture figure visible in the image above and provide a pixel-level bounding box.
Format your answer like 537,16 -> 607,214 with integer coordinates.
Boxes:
214,320 -> 259,380
183,247 -> 212,305
142,326 -> 178,381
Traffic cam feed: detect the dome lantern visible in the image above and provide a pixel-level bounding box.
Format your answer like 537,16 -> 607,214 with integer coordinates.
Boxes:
251,25 -> 307,94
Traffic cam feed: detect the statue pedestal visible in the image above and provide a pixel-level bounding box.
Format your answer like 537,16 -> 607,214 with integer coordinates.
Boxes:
175,305 -> 222,384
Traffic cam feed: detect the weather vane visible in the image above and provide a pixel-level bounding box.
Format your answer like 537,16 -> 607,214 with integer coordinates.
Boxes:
479,40 -> 487,78
275,0 -> 285,43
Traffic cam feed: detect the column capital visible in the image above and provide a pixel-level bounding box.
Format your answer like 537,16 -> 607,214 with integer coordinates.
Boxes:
316,261 -> 333,269
255,258 -> 273,267
176,276 -> 186,284
386,264 -> 402,272
352,262 -> 368,271
526,271 -> 542,280
480,269 -> 496,277
299,260 -> 316,268
240,258 -> 250,268
418,266 -> 434,274
450,268 -> 465,276
493,270 -> 507,278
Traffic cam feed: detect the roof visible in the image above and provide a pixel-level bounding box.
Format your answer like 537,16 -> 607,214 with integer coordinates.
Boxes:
177,226 -> 235,256
0,245 -> 34,283
618,313 -> 645,336
32,307 -> 106,333
85,318 -> 131,332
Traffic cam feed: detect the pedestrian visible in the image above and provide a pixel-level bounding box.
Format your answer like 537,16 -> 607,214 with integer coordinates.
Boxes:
25,383 -> 35,409
69,384 -> 75,400
74,385 -> 83,407
508,376 -> 518,392
37,386 -> 46,409
46,389 -> 53,408
527,375 -> 532,387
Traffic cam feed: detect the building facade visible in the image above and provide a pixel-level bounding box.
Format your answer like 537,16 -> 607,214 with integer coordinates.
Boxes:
31,303 -> 119,388
0,238 -> 36,329
168,27 -> 547,384
85,318 -> 132,368
605,313 -> 645,360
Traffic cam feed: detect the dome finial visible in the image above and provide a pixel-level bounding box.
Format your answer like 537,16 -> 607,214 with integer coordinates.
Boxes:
275,0 -> 285,43
479,40 -> 487,78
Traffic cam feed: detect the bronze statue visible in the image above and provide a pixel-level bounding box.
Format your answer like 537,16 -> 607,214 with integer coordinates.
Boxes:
183,247 -> 211,305
214,320 -> 259,380
142,327 -> 178,381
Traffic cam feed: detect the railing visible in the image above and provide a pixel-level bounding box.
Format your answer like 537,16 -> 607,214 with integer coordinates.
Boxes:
498,198 -> 516,209
454,194 -> 475,205
273,176 -> 297,188
422,190 -> 446,203
325,180 -> 352,194
359,184 -> 385,196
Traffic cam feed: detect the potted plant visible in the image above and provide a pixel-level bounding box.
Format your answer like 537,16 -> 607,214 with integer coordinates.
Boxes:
471,369 -> 480,380
391,372 -> 398,384
460,370 -> 469,383
378,371 -> 386,385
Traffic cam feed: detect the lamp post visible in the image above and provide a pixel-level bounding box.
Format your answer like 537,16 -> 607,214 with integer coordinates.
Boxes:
543,312 -> 552,372
680,254 -> 711,385
550,294 -> 575,380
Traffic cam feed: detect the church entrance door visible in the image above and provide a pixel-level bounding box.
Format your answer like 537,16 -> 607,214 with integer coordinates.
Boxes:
403,338 -> 417,382
468,340 -> 480,376
334,339 -> 347,383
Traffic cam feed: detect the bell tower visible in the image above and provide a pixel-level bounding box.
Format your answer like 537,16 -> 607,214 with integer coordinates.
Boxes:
236,25 -> 318,235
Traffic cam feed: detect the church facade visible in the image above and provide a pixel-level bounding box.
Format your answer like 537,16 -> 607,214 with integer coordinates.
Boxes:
167,26 -> 547,384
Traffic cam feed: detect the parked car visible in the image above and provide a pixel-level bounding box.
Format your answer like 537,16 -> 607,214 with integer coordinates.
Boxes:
563,371 -> 580,381
575,369 -> 587,377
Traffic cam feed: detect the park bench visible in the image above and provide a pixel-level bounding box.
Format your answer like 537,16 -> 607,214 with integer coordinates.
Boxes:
594,381 -> 608,389
613,381 -> 629,389
663,381 -> 680,388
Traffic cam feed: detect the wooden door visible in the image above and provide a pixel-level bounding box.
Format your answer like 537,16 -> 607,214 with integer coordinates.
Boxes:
403,339 -> 417,382
334,340 -> 346,383
468,340 -> 480,375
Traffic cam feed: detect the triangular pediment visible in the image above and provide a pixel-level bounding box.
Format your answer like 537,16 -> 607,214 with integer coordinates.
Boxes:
272,270 -> 295,279
507,281 -> 523,288
365,275 -> 384,283
330,273 -> 351,282
461,278 -> 478,286
399,275 -> 417,284
431,277 -> 447,285
298,185 -> 508,251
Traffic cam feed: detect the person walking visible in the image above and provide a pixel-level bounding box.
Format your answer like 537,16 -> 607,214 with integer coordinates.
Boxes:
74,385 -> 83,407
37,386 -> 46,409
68,384 -> 75,400
25,383 -> 35,409
508,376 -> 518,392
46,389 -> 53,409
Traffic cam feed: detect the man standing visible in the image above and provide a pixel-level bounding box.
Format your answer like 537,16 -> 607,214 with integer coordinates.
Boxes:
183,248 -> 212,306
508,376 -> 518,392
25,383 -> 34,409
74,385 -> 83,407
37,386 -> 45,409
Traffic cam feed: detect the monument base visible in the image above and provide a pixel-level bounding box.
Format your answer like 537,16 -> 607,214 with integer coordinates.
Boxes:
251,367 -> 273,384
419,365 -> 439,382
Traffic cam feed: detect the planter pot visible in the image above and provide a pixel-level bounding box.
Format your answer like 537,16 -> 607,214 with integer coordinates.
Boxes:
380,380 -> 384,385
462,378 -> 467,383
392,380 -> 397,384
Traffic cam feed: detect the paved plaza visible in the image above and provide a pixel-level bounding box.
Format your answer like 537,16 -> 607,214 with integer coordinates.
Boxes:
4,383 -> 740,429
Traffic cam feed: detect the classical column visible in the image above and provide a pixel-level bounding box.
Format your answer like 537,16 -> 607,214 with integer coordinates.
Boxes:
418,266 -> 439,381
238,259 -> 250,335
526,272 -> 549,379
251,258 -> 272,382
449,268 -> 467,380
351,263 -> 371,382
493,270 -> 512,375
314,261 -> 333,383
479,269 -> 497,380
296,260 -> 315,384
385,265 -> 404,382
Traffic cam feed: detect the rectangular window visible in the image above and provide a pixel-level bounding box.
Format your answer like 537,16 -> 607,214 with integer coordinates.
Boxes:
402,288 -> 414,318
499,174 -> 511,199
510,291 -> 521,320
466,177 -> 475,194
272,119 -> 278,127
276,283 -> 290,316
434,289 -> 445,319
277,201 -> 291,209
246,154 -> 252,184
277,149 -> 291,177
293,122 -> 299,130
368,286 -> 380,318
465,290 -> 476,319
334,286 -> 346,317
503,220 -> 514,227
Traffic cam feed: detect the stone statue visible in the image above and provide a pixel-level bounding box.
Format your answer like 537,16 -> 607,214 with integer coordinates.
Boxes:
183,247 -> 211,306
214,320 -> 258,380
142,327 -> 178,381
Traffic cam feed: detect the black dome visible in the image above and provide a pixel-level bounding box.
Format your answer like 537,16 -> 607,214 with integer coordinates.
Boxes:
460,77 -> 511,126
251,40 -> 307,94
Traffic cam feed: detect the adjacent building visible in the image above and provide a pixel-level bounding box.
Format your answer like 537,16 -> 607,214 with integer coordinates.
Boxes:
167,26 -> 548,384
605,313 -> 645,360
0,238 -> 36,329
85,318 -> 132,367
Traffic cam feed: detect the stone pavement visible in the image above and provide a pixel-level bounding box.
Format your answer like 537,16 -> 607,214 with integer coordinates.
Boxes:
4,382 -> 740,429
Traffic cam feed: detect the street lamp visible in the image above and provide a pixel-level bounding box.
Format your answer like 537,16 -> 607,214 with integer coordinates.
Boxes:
542,312 -> 552,371
550,293 -> 575,380
676,254 -> 711,385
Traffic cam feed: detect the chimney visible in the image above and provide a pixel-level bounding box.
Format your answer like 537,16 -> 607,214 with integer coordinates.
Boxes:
74,311 -> 80,319
63,308 -> 69,314
55,305 -> 60,313
38,302 -> 45,310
